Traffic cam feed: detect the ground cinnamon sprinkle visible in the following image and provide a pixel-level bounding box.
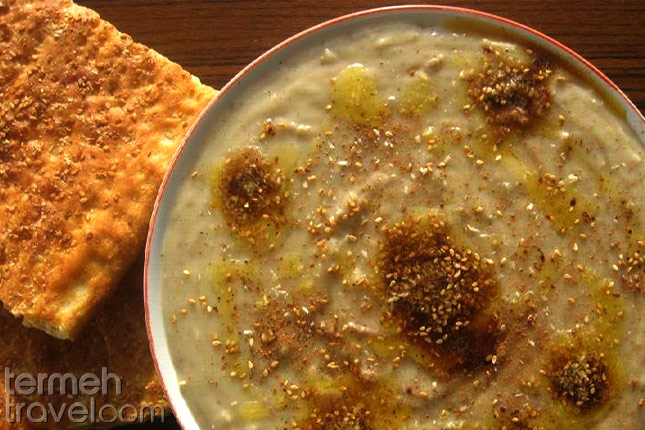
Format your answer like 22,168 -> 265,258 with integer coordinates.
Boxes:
467,46 -> 552,137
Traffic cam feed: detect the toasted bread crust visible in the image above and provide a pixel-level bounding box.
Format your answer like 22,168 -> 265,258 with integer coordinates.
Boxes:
0,0 -> 216,339
0,259 -> 166,429
0,381 -> 27,430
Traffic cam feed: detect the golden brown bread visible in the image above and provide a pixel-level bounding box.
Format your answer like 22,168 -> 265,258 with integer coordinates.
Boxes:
0,0 -> 216,339
0,381 -> 26,430
0,258 -> 166,429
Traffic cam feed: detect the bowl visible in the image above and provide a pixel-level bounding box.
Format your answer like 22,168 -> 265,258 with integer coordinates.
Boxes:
145,6 -> 645,430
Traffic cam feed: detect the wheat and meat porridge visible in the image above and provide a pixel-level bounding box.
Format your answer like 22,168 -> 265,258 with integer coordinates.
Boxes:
159,19 -> 645,430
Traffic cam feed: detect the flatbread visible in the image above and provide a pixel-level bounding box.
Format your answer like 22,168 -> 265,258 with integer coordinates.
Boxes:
0,0 -> 216,339
0,381 -> 27,430
0,257 -> 167,429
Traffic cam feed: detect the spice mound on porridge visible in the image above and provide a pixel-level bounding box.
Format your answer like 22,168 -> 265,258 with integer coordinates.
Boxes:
380,214 -> 501,375
466,47 -> 553,137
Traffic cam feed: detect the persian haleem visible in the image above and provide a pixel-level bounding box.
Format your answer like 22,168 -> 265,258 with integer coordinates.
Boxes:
158,19 -> 645,430
0,0 -> 216,339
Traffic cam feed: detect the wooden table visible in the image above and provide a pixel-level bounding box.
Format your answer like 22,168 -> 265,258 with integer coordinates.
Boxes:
74,1 -> 644,428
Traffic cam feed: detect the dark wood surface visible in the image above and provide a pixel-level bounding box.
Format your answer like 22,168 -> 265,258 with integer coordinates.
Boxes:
73,1 -> 644,429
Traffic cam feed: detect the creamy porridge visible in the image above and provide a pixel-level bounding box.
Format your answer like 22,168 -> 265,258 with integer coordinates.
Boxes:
159,19 -> 645,430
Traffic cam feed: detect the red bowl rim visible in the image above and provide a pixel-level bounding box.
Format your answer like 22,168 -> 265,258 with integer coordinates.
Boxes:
143,5 -> 645,429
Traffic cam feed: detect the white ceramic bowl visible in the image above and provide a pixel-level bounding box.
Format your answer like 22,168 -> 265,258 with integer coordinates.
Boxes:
144,6 -> 645,430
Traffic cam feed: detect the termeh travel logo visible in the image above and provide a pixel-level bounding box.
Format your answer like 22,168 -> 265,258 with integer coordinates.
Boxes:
4,367 -> 165,425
